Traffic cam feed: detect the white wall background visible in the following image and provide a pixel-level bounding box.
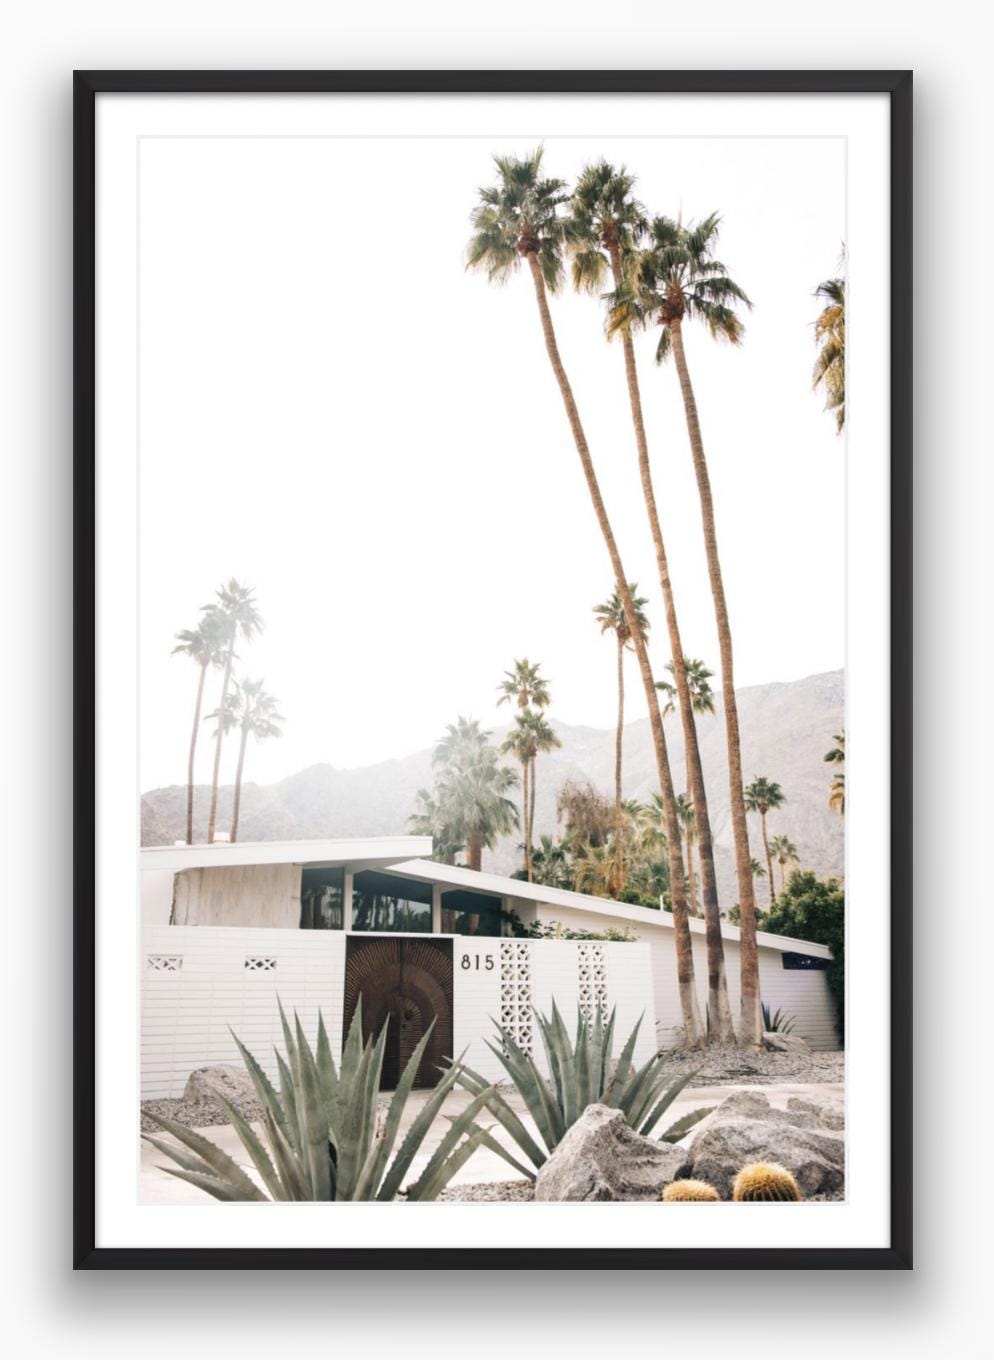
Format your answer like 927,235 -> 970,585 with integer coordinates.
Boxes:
2,1 -> 989,1355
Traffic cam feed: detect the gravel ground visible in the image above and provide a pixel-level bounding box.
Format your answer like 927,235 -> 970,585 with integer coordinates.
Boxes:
664,1043 -> 844,1086
436,1180 -> 535,1202
141,1095 -> 264,1134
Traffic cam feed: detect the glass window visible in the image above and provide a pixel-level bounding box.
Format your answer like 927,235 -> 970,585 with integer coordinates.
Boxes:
781,951 -> 828,971
440,889 -> 504,937
300,867 -> 344,930
352,871 -> 432,933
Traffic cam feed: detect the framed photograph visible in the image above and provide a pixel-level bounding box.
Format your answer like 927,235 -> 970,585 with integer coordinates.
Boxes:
75,69 -> 912,1269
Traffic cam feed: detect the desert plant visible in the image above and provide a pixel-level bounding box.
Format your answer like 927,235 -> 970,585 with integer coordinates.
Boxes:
732,1162 -> 802,1202
662,1179 -> 720,1202
143,1000 -> 498,1202
454,1002 -> 706,1177
761,1003 -> 797,1035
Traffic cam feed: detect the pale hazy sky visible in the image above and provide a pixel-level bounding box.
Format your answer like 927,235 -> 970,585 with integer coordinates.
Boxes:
138,133 -> 845,792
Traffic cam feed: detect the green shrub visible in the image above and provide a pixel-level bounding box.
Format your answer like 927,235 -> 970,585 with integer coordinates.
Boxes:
143,999 -> 496,1201
454,1003 -> 710,1177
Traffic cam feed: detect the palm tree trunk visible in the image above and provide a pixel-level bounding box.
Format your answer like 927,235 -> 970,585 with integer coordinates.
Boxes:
614,635 -> 625,896
670,316 -> 761,1047
206,642 -> 234,844
230,724 -> 249,843
760,812 -> 775,906
686,827 -> 698,915
185,661 -> 207,844
525,252 -> 703,1047
524,761 -> 533,875
609,246 -> 735,1042
467,831 -> 483,873
527,756 -> 538,880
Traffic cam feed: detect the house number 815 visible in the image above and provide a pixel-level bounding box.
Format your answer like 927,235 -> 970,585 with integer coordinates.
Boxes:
460,954 -> 494,970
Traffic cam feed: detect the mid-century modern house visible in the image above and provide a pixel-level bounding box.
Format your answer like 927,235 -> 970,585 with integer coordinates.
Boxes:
140,836 -> 838,1099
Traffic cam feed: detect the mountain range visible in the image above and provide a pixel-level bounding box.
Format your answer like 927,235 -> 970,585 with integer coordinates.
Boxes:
142,668 -> 844,905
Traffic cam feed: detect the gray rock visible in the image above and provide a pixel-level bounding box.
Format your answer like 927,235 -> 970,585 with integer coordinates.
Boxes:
762,1031 -> 809,1053
784,1093 -> 845,1132
182,1065 -> 257,1107
535,1104 -> 690,1202
685,1090 -> 844,1199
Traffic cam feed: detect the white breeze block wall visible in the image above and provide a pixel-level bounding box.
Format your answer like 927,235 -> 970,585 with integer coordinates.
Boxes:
451,937 -> 658,1082
141,926 -> 346,1099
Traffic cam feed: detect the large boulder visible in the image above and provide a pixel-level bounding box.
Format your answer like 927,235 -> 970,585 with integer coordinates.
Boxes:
763,1031 -> 810,1053
182,1065 -> 258,1107
535,1104 -> 689,1202
684,1089 -> 844,1199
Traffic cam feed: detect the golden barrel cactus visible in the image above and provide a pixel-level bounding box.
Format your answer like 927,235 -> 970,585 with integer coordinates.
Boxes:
662,1179 -> 721,1202
732,1162 -> 802,1202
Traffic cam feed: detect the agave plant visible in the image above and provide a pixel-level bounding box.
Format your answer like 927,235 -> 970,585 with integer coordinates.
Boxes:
761,1003 -> 797,1035
144,1000 -> 498,1201
454,1003 -> 710,1177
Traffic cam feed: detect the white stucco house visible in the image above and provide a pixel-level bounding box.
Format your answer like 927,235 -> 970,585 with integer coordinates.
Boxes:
140,836 -> 838,1099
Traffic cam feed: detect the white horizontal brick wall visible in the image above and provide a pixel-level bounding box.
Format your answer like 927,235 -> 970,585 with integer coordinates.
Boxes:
517,902 -> 840,1051
141,926 -> 346,1099
141,927 -> 663,1099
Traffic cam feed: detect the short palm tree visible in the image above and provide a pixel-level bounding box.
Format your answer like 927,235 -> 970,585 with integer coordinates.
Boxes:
825,730 -> 845,816
744,777 -> 786,906
618,212 -> 759,1045
431,718 -> 519,872
568,162 -> 735,1041
813,275 -> 845,433
528,834 -> 573,891
227,678 -> 284,842
205,579 -> 262,843
769,834 -> 800,899
749,858 -> 766,880
409,788 -> 464,865
594,585 -> 649,894
172,610 -> 225,843
468,150 -> 702,1046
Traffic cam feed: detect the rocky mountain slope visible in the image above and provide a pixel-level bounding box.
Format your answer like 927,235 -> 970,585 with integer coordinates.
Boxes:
142,669 -> 844,905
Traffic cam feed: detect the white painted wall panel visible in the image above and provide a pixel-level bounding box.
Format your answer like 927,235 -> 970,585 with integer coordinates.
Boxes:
141,926 -> 346,1098
523,902 -> 840,1051
451,936 -> 503,1081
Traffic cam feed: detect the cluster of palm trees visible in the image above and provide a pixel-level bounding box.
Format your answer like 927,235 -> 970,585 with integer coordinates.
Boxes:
466,150 -> 844,1048
172,578 -> 283,844
467,150 -> 771,1046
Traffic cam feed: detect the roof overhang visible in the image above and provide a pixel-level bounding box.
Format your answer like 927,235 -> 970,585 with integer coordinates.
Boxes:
140,836 -> 432,874
387,858 -> 833,959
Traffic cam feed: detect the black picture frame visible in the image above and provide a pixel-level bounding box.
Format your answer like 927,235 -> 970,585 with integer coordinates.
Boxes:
73,68 -> 912,1270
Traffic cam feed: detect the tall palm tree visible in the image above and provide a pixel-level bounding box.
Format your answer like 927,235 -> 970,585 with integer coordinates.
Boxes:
227,677 -> 284,842
172,610 -> 225,844
664,656 -> 716,924
568,162 -> 735,1042
675,792 -> 699,915
620,212 -> 760,1045
769,834 -> 800,898
497,659 -> 556,880
431,717 -> 520,872
744,777 -> 786,906
468,150 -> 703,1046
825,729 -> 846,816
205,580 -> 262,844
813,276 -> 845,433
593,585 -> 649,895
497,658 -> 551,711
521,708 -> 560,876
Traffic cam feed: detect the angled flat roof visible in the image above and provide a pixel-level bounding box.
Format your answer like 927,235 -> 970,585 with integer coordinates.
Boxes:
140,835 -> 432,873
388,858 -> 833,959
